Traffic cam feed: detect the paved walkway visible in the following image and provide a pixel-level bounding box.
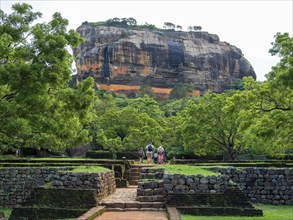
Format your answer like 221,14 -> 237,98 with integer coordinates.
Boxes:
99,187 -> 137,204
95,186 -> 168,220
94,211 -> 168,220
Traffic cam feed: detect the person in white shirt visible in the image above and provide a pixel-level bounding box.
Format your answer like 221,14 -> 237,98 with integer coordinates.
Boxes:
157,145 -> 164,164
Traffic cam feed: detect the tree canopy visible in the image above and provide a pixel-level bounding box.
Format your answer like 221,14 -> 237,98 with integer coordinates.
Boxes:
1,3 -> 292,160
0,3 -> 96,153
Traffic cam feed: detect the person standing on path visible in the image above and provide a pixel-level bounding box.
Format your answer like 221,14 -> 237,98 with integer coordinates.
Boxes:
137,148 -> 145,164
145,143 -> 154,164
157,145 -> 165,164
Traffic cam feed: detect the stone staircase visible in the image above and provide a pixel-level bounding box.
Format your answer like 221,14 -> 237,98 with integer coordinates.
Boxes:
100,167 -> 167,211
129,165 -> 140,185
99,166 -> 262,216
136,167 -> 166,210
129,164 -> 154,185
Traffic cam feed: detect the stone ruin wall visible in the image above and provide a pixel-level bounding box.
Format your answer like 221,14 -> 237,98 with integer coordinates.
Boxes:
219,168 -> 293,205
0,168 -> 116,206
138,167 -> 293,205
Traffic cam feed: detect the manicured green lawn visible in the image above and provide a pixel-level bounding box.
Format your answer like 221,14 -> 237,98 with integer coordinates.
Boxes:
30,157 -> 110,161
0,207 -> 12,218
181,205 -> 293,220
155,164 -> 231,176
69,165 -> 110,173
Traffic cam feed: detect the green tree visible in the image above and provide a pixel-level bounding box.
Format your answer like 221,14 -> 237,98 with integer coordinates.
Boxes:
188,26 -> 193,32
193,26 -> 202,31
96,107 -> 164,153
169,83 -> 194,100
160,96 -> 200,117
176,25 -> 183,31
139,84 -> 155,98
106,17 -> 137,27
267,32 -> 293,87
227,78 -> 245,91
0,3 -> 95,153
238,34 -> 293,157
163,22 -> 175,30
179,92 -> 244,160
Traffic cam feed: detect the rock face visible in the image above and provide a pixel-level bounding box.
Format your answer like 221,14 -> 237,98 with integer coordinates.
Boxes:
73,23 -> 256,94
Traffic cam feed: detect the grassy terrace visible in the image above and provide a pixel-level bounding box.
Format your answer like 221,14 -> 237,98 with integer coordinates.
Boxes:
68,165 -> 110,173
0,207 -> 12,218
181,205 -> 293,220
154,164 -> 231,176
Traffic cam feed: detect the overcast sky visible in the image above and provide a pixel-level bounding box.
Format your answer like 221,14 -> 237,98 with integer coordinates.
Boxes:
1,0 -> 292,81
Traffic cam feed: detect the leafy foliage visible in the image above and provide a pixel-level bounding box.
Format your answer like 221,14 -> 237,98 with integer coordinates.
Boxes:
105,17 -> 137,27
178,92 -> 244,160
169,83 -> 194,100
0,5 -> 291,160
95,102 -> 164,153
163,22 -> 175,30
238,33 -> 293,157
0,3 -> 95,153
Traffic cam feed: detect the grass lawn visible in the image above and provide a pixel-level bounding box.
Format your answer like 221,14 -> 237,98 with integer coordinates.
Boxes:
68,165 -> 110,173
155,164 -> 231,176
30,157 -> 111,161
181,205 -> 293,220
0,207 -> 12,218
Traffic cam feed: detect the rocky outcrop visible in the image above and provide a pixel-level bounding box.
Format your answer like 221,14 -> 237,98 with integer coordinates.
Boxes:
73,23 -> 256,94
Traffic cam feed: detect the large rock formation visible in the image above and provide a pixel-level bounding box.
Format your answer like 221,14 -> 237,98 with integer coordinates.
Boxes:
73,22 -> 256,94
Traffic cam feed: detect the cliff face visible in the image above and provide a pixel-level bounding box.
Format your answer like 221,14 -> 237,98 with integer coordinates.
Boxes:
73,23 -> 256,93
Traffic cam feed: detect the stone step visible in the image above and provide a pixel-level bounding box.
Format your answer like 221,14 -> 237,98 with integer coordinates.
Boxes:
106,207 -> 166,211
130,178 -> 140,182
137,188 -> 165,196
131,168 -> 140,172
138,180 -> 164,189
131,172 -> 140,177
102,201 -> 165,209
136,195 -> 165,202
77,206 -> 106,220
140,202 -> 165,208
129,180 -> 139,185
130,177 -> 140,181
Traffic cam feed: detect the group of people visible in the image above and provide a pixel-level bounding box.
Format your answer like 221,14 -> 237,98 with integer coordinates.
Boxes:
137,143 -> 167,164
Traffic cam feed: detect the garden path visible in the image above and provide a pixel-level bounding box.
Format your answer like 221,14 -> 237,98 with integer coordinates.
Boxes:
95,186 -> 168,220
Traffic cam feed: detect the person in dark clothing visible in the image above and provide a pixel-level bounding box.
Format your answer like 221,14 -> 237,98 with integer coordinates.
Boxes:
138,148 -> 145,164
163,149 -> 167,163
153,151 -> 158,164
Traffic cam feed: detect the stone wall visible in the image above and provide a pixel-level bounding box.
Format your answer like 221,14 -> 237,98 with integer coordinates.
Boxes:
219,168 -> 293,205
138,167 -> 292,205
0,167 -> 116,206
163,173 -> 229,194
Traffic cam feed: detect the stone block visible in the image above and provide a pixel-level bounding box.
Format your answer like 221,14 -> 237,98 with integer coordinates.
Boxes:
125,201 -> 140,208
125,208 -> 140,211
200,178 -> 209,184
140,202 -> 154,208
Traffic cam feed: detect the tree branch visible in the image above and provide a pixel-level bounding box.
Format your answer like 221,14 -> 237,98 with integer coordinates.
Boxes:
1,92 -> 17,101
